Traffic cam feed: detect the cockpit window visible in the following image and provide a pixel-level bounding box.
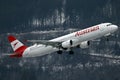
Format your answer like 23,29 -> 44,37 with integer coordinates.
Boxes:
106,23 -> 112,26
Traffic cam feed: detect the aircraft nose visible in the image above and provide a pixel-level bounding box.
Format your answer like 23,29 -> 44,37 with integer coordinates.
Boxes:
112,25 -> 118,31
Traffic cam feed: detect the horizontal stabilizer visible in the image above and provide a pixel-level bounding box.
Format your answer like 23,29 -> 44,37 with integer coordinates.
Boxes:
2,52 -> 21,58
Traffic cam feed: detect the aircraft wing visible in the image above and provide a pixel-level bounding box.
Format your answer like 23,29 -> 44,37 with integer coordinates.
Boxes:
27,40 -> 62,48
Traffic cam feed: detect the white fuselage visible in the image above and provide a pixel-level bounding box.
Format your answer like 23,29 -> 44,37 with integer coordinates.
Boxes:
22,23 -> 118,57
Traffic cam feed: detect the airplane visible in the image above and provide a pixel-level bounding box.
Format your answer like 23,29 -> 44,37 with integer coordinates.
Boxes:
7,23 -> 118,58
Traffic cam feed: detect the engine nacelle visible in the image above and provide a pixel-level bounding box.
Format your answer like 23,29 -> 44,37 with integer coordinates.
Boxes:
79,41 -> 90,49
61,40 -> 73,48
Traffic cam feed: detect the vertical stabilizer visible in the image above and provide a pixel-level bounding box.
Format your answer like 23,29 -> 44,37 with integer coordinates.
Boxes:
8,35 -> 27,57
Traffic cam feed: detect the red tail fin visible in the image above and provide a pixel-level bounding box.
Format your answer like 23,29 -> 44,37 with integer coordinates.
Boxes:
8,35 -> 27,57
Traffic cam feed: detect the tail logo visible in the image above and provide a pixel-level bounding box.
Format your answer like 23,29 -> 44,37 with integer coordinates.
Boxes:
13,42 -> 18,48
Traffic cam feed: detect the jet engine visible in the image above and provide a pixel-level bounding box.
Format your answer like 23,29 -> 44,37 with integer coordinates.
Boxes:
78,41 -> 90,49
61,40 -> 73,48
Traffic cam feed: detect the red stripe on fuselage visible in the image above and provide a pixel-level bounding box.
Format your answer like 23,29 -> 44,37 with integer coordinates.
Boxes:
10,46 -> 27,58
